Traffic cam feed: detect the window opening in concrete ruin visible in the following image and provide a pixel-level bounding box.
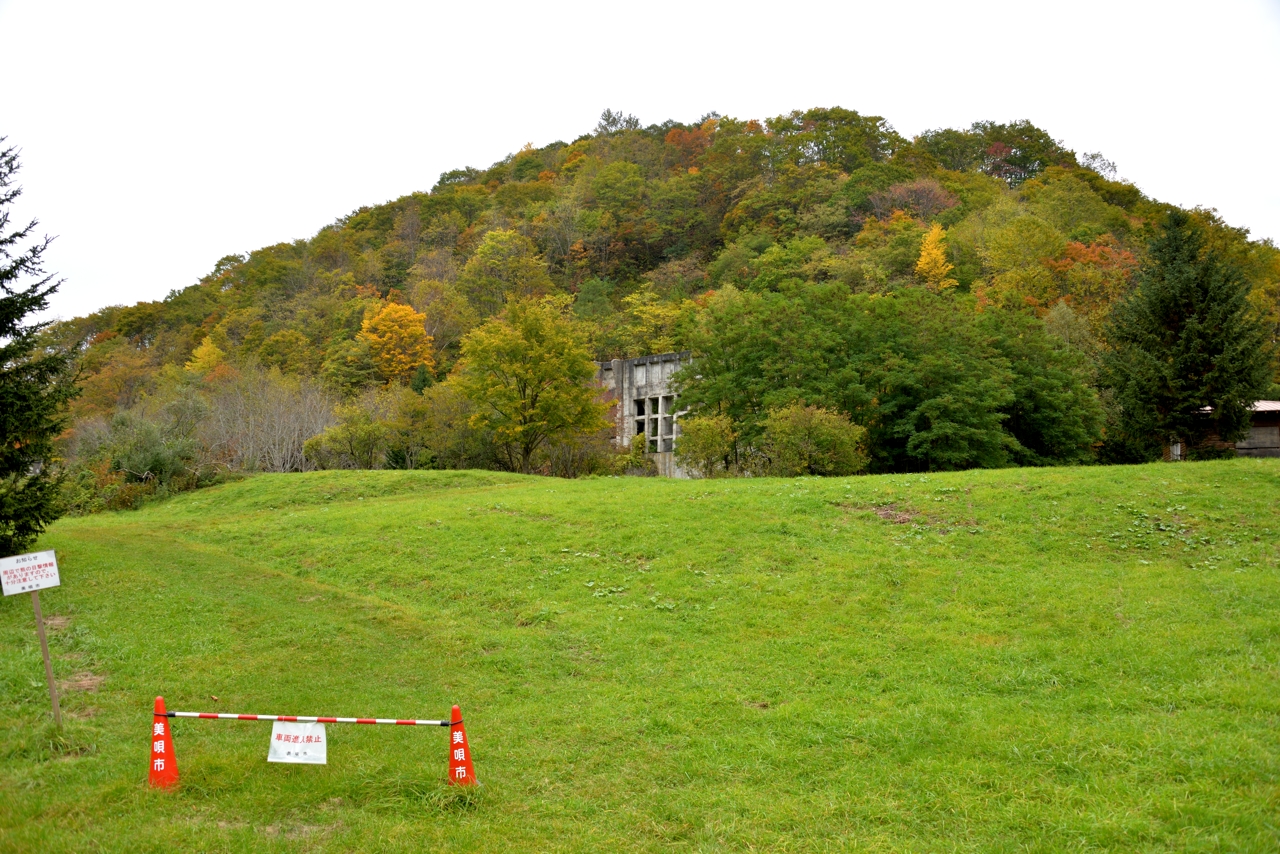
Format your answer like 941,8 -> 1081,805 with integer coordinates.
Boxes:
609,355 -> 690,463
633,397 -> 647,446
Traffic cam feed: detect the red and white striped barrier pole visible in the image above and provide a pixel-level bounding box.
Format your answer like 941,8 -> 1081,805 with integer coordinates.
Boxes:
165,711 -> 451,726
148,697 -> 477,787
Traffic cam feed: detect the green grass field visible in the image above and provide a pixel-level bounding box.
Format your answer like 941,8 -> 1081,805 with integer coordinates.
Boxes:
2,460 -> 1278,852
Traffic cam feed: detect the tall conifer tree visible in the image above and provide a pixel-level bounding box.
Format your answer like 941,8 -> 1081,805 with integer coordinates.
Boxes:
0,140 -> 78,554
1104,211 -> 1272,457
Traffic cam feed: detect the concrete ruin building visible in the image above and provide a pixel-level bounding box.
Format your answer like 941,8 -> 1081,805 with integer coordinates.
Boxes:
595,351 -> 692,477
1165,400 -> 1280,460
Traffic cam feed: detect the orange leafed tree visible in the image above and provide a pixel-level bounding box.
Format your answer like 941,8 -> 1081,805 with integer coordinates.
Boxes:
358,303 -> 434,383
664,125 -> 712,167
1042,236 -> 1138,328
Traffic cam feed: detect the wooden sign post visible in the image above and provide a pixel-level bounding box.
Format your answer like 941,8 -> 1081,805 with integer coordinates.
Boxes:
1,550 -> 63,727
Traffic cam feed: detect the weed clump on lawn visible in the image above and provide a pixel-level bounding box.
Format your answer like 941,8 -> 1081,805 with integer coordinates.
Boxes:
350,769 -> 488,814
2,721 -> 97,762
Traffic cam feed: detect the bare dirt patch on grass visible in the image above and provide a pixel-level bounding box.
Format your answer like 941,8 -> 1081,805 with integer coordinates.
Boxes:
258,823 -> 339,841
831,500 -> 920,524
874,505 -> 915,524
58,672 -> 105,692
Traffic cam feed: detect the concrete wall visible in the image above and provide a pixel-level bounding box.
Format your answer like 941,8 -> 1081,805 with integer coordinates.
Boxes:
596,351 -> 693,478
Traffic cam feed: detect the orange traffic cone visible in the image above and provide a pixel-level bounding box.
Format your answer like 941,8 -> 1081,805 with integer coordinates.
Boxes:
447,704 -> 477,786
149,696 -> 179,788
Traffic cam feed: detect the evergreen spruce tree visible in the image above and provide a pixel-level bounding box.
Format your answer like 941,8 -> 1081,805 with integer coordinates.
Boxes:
0,140 -> 78,554
410,363 -> 433,394
1104,210 -> 1272,458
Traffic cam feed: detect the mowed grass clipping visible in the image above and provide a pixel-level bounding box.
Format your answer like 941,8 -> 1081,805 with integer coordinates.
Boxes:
1,460 -> 1278,852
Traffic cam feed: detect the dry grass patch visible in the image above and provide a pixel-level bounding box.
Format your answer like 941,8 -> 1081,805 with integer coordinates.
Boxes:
57,672 -> 105,692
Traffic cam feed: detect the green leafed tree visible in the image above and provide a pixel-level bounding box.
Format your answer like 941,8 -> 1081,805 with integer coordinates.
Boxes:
452,296 -> 606,473
1103,211 -> 1273,458
982,309 -> 1104,466
677,284 -> 1102,473
321,338 -> 376,396
0,140 -> 79,554
456,229 -> 556,318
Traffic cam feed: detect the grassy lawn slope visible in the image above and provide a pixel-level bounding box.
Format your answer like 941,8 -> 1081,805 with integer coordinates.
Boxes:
2,460 -> 1278,852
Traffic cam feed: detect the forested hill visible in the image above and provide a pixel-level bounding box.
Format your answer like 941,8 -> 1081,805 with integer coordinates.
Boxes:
46,107 -> 1280,501
58,107 -> 1278,377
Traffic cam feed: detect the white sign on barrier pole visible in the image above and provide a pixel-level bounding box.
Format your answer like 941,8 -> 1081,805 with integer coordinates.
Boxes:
267,720 -> 327,764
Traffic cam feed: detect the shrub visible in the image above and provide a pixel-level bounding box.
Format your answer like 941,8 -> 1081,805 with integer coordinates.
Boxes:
756,403 -> 867,476
304,399 -> 390,469
624,433 -> 657,477
545,428 -> 627,478
674,414 -> 735,478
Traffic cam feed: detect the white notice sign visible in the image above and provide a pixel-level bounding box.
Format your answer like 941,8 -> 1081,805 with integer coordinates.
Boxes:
1,550 -> 60,597
267,720 -> 327,764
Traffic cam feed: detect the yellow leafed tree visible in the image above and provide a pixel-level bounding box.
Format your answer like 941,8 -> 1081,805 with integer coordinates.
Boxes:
358,303 -> 435,383
185,337 -> 225,374
915,223 -> 959,292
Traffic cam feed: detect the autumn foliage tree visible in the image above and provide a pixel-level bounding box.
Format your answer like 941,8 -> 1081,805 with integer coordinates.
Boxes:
358,303 -> 434,384
1043,237 -> 1138,329
915,223 -> 958,291
185,337 -> 226,375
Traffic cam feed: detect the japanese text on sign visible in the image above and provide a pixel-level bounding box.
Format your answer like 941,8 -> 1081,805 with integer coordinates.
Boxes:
267,721 -> 327,765
0,550 -> 60,596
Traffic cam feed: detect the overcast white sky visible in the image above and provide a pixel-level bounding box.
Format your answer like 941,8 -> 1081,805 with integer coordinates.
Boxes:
2,0 -> 1278,323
